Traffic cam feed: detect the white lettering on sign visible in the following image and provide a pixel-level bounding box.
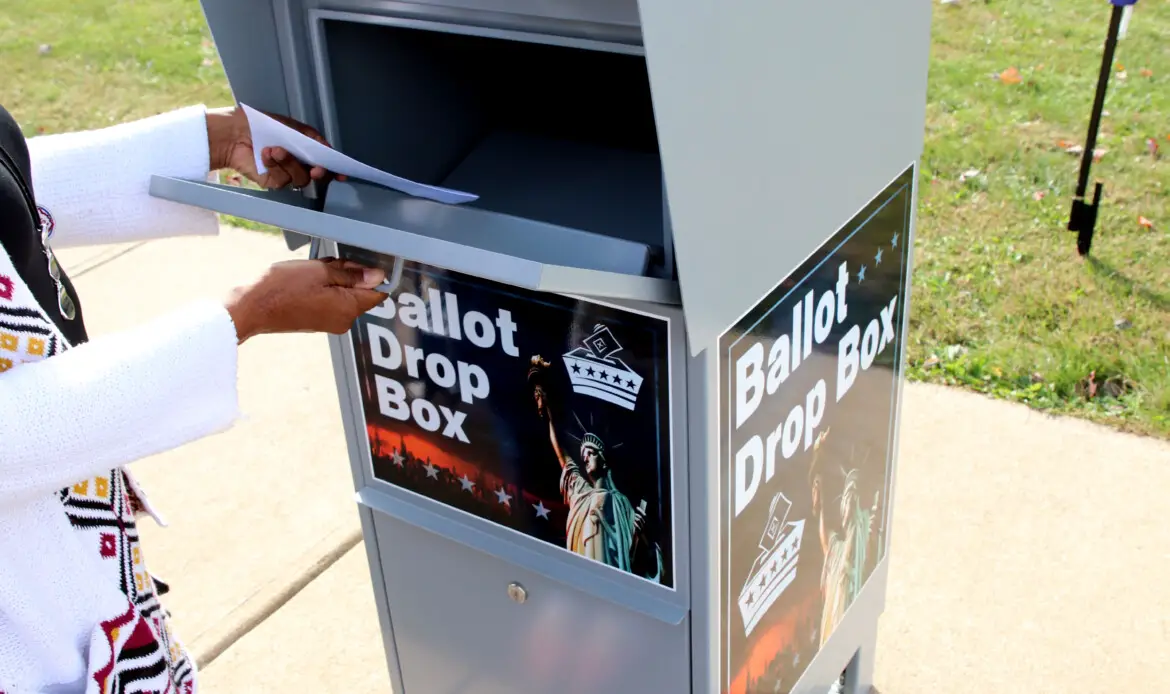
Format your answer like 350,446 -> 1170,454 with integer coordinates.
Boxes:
731,261 -> 902,519
365,289 -> 519,357
360,283 -> 525,448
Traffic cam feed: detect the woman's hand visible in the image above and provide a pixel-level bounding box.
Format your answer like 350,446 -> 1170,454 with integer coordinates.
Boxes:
225,258 -> 388,344
205,106 -> 348,190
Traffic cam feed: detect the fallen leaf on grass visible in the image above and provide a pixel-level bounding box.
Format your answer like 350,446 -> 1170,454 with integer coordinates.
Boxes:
1093,148 -> 1108,162
996,67 -> 1022,85
1117,71 -> 1128,81
1032,190 -> 1047,201
1103,376 -> 1133,399
1138,216 -> 1155,229
959,168 -> 981,183
1148,138 -> 1160,157
1140,68 -> 1154,78
1079,370 -> 1099,400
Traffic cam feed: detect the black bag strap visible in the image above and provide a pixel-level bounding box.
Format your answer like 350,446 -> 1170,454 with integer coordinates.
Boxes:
0,115 -> 40,232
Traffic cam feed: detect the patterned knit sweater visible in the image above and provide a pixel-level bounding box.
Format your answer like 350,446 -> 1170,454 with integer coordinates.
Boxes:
0,106 -> 242,693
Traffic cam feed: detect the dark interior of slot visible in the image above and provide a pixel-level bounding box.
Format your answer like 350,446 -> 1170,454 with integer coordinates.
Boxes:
323,19 -> 672,278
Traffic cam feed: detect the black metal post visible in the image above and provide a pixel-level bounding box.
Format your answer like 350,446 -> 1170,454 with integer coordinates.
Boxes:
1067,3 -> 1127,256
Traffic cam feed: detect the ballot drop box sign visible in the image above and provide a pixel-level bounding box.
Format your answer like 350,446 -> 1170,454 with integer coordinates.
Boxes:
718,166 -> 914,694
338,244 -> 676,588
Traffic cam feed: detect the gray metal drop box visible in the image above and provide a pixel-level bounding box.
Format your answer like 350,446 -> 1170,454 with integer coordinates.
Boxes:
161,2 -> 933,693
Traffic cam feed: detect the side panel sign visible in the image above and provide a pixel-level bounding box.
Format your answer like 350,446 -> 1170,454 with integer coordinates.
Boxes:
718,165 -> 915,692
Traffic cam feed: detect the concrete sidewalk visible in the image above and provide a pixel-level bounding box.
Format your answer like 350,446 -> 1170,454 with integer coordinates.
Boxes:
200,384 -> 1170,694
60,229 -> 1170,693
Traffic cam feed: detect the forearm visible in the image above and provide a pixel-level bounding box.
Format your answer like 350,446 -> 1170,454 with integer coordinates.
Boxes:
818,511 -> 828,553
0,300 -> 240,506
546,408 -> 567,468
26,105 -> 220,249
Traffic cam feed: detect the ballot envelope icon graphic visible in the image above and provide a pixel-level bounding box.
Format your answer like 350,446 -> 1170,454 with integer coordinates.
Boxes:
738,492 -> 805,637
562,324 -> 644,411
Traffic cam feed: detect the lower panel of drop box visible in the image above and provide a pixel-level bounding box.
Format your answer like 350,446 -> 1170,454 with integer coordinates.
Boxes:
371,511 -> 690,694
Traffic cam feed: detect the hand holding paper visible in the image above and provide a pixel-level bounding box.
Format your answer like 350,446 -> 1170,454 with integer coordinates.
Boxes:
241,104 -> 477,205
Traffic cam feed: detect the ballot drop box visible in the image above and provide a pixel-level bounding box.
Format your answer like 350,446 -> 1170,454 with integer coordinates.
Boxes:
156,2 -> 932,692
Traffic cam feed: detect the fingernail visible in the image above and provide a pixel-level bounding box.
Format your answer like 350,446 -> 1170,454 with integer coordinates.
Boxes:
362,268 -> 386,287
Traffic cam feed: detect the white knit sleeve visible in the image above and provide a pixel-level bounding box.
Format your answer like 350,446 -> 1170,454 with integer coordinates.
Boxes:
0,300 -> 241,506
25,105 -> 220,250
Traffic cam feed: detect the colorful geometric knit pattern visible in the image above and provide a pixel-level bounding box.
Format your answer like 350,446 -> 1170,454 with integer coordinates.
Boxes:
0,275 -> 62,373
0,269 -> 195,694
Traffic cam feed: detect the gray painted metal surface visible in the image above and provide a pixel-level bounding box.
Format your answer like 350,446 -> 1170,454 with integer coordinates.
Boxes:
149,176 -> 679,304
638,0 -> 932,354
165,2 -> 932,692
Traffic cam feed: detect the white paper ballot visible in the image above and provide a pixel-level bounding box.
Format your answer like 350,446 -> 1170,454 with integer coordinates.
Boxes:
241,104 -> 478,205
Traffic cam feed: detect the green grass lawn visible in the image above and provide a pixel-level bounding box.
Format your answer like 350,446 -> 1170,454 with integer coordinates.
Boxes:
2,0 -> 1168,435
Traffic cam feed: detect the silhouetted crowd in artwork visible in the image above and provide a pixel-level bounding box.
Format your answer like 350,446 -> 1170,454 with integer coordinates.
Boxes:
368,435 -> 569,542
743,612 -> 823,694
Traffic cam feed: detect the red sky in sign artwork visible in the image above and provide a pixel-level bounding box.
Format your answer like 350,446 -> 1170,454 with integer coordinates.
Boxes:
369,426 -> 467,473
365,425 -> 570,515
728,594 -> 818,694
368,425 -> 510,487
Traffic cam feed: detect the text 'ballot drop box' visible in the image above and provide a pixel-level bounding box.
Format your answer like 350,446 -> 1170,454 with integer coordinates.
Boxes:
153,2 -> 933,692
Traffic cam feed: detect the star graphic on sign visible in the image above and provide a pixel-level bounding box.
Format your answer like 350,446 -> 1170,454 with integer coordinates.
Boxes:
495,487 -> 512,505
874,247 -> 884,265
625,378 -> 634,388
459,475 -> 475,492
424,463 -> 439,479
533,501 -> 550,520
571,363 -> 581,374
586,366 -> 595,377
857,265 -> 867,283
391,451 -> 404,467
612,372 -> 623,384
891,231 -> 899,248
